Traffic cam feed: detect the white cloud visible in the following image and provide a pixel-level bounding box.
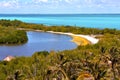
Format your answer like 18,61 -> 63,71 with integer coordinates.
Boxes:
33,0 -> 48,3
0,0 -> 19,8
3,2 -> 11,7
0,0 -> 120,13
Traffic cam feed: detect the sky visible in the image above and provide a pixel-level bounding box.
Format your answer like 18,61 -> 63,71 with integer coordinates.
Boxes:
0,0 -> 120,14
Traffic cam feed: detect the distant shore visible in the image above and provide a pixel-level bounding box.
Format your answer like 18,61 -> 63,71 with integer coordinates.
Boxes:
17,28 -> 99,46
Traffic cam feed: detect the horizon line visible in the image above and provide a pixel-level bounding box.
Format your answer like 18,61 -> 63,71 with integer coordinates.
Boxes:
0,13 -> 120,15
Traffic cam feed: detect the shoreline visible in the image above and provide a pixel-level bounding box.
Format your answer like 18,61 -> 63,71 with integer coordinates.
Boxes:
17,28 -> 99,46
46,31 -> 99,45
71,35 -> 91,46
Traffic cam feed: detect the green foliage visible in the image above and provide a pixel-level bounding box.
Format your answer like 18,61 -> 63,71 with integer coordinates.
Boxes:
0,26 -> 28,44
0,19 -> 120,79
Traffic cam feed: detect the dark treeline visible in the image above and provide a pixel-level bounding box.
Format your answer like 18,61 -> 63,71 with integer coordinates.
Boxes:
0,20 -> 28,44
0,26 -> 28,44
0,19 -> 120,35
0,19 -> 120,80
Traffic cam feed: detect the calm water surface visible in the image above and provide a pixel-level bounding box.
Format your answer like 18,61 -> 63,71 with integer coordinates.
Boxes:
0,14 -> 120,29
0,31 -> 76,60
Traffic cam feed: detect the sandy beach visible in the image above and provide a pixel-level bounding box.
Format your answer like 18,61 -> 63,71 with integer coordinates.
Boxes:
47,31 -> 99,46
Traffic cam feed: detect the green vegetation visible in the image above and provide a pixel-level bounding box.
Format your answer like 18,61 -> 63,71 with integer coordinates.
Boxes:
0,20 -> 28,44
0,19 -> 120,35
0,26 -> 28,44
0,19 -> 120,80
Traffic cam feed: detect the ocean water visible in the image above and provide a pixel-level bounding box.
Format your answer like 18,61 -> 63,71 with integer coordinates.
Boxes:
0,14 -> 120,29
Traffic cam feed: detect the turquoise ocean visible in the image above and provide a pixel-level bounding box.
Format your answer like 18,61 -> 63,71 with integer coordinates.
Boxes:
0,14 -> 120,29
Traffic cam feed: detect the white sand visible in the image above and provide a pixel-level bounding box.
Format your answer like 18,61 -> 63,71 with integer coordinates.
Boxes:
47,31 -> 99,44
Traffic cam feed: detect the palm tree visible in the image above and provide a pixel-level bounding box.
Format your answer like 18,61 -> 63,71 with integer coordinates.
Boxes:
46,54 -> 70,80
108,47 -> 120,79
82,51 -> 107,80
46,53 -> 83,80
